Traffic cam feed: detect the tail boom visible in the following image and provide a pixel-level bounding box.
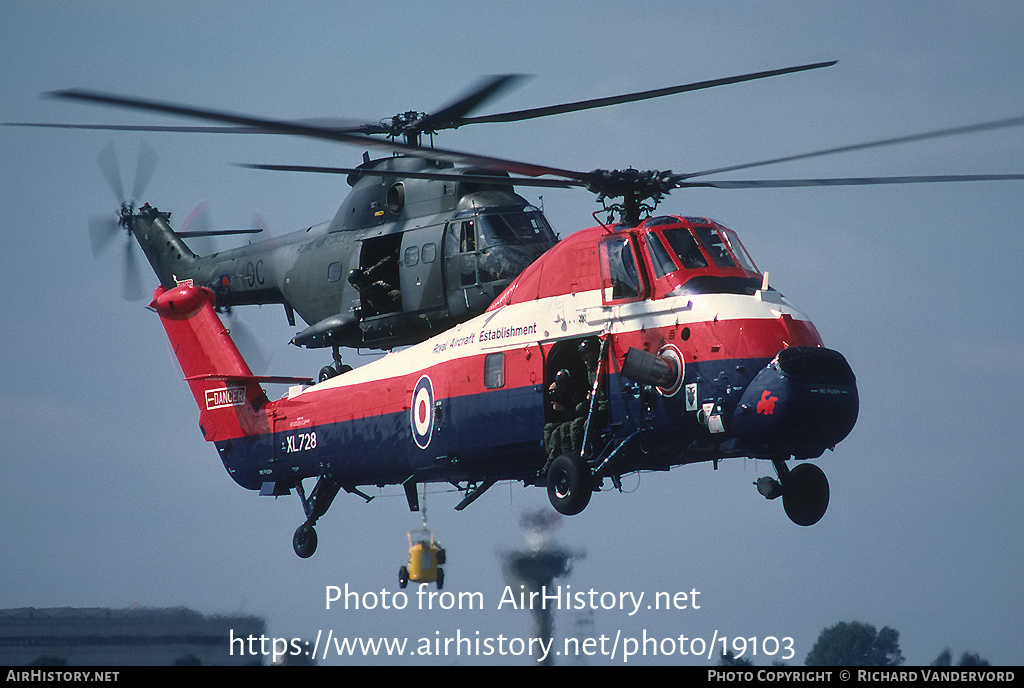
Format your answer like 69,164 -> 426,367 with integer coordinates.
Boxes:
151,285 -> 271,441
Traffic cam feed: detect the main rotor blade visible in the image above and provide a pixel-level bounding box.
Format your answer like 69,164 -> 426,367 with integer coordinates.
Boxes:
4,117 -> 375,135
237,162 -> 582,187
684,115 -> 1024,179
48,88 -> 588,180
417,74 -> 526,132
679,173 -> 1024,189
457,61 -> 837,126
7,121 -> 266,133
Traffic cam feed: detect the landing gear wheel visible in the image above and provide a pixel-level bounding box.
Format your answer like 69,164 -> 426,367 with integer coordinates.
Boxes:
436,567 -> 444,590
293,523 -> 318,558
319,366 -> 338,383
782,463 -> 830,526
546,454 -> 593,516
398,566 -> 409,589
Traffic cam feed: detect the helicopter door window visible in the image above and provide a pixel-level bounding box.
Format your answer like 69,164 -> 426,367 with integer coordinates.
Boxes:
404,246 -> 420,267
460,220 -> 477,253
661,228 -> 708,269
599,237 -> 644,301
459,220 -> 478,286
444,220 -> 478,287
421,243 -> 437,263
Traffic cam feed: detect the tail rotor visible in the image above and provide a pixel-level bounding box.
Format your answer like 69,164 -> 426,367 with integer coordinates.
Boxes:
178,200 -> 215,257
222,311 -> 272,375
90,140 -> 158,300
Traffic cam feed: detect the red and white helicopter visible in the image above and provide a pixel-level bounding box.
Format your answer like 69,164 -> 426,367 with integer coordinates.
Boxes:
58,65 -> 1024,558
153,198 -> 860,558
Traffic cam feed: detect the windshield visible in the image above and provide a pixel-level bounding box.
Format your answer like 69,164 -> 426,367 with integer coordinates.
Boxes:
693,226 -> 737,267
683,225 -> 758,273
476,209 -> 555,248
719,227 -> 759,273
661,227 -> 708,269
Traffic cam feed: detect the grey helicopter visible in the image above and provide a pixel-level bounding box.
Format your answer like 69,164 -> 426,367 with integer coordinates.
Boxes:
9,62 -> 852,380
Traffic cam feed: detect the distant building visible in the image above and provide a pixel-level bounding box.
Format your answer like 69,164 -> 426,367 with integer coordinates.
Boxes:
0,607 -> 266,666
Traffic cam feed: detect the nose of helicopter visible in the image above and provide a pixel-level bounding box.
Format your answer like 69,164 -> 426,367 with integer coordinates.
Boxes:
730,346 -> 858,459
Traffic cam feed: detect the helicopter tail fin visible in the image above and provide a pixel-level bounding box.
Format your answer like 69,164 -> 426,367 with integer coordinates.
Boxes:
150,285 -> 310,442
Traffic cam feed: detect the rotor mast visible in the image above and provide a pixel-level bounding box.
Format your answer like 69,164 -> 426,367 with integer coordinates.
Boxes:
586,169 -> 686,226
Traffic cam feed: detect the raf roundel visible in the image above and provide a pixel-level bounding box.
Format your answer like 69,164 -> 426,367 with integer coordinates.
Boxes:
411,375 -> 435,449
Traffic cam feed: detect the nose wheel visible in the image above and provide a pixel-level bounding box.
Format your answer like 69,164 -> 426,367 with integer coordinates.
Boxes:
757,460 -> 829,526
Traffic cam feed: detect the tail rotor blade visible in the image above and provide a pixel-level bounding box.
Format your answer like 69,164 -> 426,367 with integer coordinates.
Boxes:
251,211 -> 274,250
179,201 -> 214,256
224,312 -> 271,374
88,215 -> 120,257
97,140 -> 125,202
92,140 -> 159,298
121,239 -> 145,301
131,140 -> 158,201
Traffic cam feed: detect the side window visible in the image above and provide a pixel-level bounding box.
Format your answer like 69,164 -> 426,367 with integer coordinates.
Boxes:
460,220 -> 476,253
444,222 -> 460,257
445,221 -> 477,288
484,353 -> 505,389
599,237 -> 644,302
645,233 -> 677,278
404,245 -> 420,267
327,261 -> 343,282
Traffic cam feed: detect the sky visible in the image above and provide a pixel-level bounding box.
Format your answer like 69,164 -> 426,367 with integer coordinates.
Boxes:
2,0 -> 1023,667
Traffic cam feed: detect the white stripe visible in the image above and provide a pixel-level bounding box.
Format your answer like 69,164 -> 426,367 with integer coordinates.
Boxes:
301,288 -> 812,395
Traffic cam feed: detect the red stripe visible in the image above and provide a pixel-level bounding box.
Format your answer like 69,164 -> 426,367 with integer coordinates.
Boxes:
261,315 -> 821,434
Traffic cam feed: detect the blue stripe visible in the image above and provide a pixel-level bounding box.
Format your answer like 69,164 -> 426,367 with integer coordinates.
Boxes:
211,352 -> 855,492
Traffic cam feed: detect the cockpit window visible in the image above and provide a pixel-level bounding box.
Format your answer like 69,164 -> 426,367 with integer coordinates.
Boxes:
661,227 -> 708,269
445,207 -> 556,289
693,226 -> 736,267
645,232 -> 677,278
476,209 -> 555,248
719,227 -> 759,274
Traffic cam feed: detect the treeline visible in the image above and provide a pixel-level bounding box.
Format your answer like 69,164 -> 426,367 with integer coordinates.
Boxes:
718,620 -> 994,666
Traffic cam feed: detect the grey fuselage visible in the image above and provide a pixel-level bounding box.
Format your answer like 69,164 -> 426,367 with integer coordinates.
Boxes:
128,156 -> 559,350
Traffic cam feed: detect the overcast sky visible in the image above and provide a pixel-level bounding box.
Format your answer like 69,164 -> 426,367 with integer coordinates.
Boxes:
2,0 -> 1023,666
